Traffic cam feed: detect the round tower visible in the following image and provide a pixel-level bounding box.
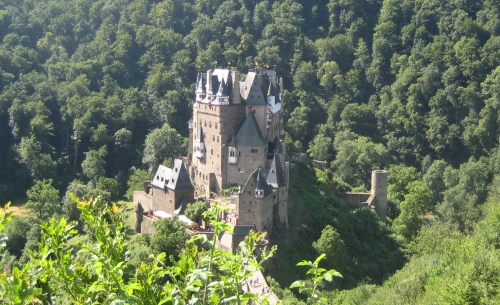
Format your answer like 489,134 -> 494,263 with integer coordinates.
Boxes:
371,170 -> 388,222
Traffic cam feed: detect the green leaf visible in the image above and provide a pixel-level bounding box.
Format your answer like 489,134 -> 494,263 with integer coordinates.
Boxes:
290,280 -> 305,289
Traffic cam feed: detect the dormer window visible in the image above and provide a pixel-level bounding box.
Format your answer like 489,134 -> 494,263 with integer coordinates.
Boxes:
255,188 -> 264,199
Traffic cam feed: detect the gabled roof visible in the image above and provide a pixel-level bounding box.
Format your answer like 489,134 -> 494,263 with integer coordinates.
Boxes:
151,160 -> 193,191
166,159 -> 193,190
267,154 -> 286,188
151,165 -> 172,189
241,72 -> 267,105
234,113 -> 266,147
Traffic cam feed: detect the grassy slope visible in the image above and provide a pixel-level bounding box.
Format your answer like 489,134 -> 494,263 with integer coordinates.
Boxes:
268,163 -> 404,291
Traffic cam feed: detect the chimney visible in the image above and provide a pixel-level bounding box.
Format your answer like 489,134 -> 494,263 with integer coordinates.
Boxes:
206,70 -> 213,95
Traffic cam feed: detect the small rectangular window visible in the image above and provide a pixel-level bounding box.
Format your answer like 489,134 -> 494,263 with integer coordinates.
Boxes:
251,149 -> 258,153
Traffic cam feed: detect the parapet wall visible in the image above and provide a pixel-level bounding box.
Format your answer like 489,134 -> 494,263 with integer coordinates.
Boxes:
336,170 -> 388,222
140,215 -> 156,234
133,191 -> 152,211
337,192 -> 371,208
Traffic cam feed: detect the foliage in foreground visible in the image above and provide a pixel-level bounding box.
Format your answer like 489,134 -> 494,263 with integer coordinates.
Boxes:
0,198 -> 276,304
0,197 -> 337,304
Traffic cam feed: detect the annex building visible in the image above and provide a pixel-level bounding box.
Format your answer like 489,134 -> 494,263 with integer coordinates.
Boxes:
134,68 -> 290,251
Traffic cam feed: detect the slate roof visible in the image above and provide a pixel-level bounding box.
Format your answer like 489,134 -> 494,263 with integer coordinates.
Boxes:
234,113 -> 266,147
240,72 -> 267,105
268,137 -> 284,154
233,224 -> 257,236
216,78 -> 230,96
227,133 -> 236,147
197,126 -> 204,142
195,73 -> 206,93
166,159 -> 193,190
151,165 -> 172,189
267,154 -> 286,188
151,160 -> 193,191
252,169 -> 274,197
174,196 -> 188,214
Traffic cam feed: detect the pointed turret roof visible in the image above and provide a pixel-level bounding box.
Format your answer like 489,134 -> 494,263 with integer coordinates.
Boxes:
197,127 -> 204,142
235,113 -> 266,147
216,78 -> 230,96
247,169 -> 273,197
267,80 -> 277,96
196,73 -> 205,93
227,133 -> 236,147
267,154 -> 286,188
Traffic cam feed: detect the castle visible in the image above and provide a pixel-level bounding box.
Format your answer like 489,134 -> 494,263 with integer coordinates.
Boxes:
134,68 -> 290,250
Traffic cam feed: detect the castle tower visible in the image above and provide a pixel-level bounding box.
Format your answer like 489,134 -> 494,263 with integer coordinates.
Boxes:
267,153 -> 288,228
237,169 -> 274,232
371,170 -> 388,222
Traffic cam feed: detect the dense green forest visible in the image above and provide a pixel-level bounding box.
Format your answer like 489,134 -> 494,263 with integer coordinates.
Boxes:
2,0 -> 500,303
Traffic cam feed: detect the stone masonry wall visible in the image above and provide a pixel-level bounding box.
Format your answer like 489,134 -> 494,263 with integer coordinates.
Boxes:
226,146 -> 267,188
276,186 -> 288,228
337,193 -> 371,208
133,191 -> 153,212
238,189 -> 274,232
151,187 -> 176,214
141,215 -> 156,234
266,110 -> 284,142
191,104 -> 246,192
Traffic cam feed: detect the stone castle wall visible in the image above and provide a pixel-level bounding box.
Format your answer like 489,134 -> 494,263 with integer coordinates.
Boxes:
133,191 -> 153,212
267,110 -> 284,141
238,190 -> 274,232
226,145 -> 268,188
191,104 -> 246,192
276,186 -> 289,228
337,193 -> 371,208
151,187 -> 176,214
336,170 -> 388,222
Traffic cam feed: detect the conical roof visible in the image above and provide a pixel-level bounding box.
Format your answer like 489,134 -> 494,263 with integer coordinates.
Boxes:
227,133 -> 236,147
196,73 -> 205,93
251,169 -> 273,197
267,154 -> 286,188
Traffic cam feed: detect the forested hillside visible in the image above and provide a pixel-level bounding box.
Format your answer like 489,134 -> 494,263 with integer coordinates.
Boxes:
2,0 -> 500,303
